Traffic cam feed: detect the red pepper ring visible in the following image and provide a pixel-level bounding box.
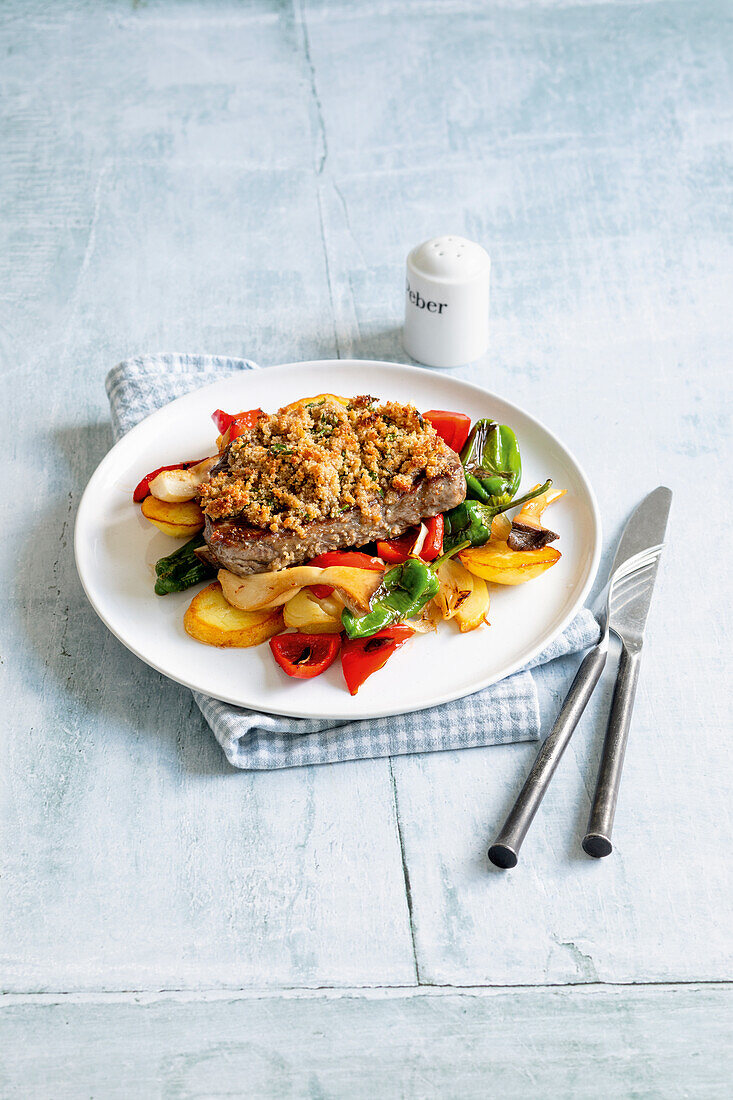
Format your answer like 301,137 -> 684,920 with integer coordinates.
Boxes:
423,409 -> 472,454
307,551 -> 385,599
132,460 -> 203,503
270,632 -> 341,680
341,626 -> 414,696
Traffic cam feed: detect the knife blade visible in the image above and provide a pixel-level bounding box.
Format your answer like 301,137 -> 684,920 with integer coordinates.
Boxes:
608,485 -> 671,646
582,486 -> 672,857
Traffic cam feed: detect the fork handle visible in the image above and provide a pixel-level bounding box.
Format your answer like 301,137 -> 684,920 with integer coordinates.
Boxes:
488,644 -> 608,869
582,643 -> 641,858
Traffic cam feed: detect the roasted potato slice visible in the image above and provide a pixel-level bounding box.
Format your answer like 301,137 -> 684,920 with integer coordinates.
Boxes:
283,590 -> 343,634
459,540 -> 561,585
184,582 -> 284,648
141,496 -> 205,538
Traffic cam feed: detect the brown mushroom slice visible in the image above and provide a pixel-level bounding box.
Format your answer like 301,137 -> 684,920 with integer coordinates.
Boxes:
218,564 -> 384,615
507,520 -> 559,552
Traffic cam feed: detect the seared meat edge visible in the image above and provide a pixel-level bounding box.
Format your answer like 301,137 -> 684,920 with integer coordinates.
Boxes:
202,461 -> 466,576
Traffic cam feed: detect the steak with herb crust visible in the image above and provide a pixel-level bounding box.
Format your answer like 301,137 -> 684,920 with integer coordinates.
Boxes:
197,395 -> 466,575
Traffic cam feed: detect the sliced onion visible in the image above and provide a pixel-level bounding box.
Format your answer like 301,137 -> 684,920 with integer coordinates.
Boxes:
491,513 -> 512,541
283,590 -> 343,634
409,522 -> 429,558
316,593 -> 346,618
454,573 -> 490,632
148,457 -> 218,502
409,606 -> 439,634
433,559 -> 475,621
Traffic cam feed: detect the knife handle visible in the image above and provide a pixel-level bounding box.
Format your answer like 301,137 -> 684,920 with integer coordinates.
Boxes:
488,644 -> 608,869
582,643 -> 641,858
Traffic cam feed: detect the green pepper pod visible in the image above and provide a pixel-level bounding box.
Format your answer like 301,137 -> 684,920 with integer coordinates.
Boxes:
342,557 -> 439,640
443,500 -> 493,552
443,480 -> 553,555
461,420 -> 522,506
154,531 -> 216,595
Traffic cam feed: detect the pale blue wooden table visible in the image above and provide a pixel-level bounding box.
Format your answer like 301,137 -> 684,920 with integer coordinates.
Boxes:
1,1 -> 731,1096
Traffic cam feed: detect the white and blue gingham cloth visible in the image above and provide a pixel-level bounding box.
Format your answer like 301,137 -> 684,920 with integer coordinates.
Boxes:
106,354 -> 599,770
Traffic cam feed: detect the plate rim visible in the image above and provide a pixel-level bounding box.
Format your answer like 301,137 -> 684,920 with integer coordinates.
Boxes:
75,358 -> 602,719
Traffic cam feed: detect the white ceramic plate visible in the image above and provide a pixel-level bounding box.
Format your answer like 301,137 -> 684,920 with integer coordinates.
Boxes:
75,360 -> 601,719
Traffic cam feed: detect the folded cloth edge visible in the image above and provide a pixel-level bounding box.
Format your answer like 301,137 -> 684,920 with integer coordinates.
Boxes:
105,353 -> 259,439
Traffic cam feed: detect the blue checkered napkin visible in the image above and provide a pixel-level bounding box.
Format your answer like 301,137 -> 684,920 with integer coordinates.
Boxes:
106,354 -> 600,770
106,352 -> 259,437
195,611 -> 598,769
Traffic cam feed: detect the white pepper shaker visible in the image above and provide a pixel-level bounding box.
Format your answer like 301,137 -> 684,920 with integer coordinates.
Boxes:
403,235 -> 491,368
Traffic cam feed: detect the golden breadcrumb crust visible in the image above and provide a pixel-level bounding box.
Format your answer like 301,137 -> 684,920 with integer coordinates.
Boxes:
198,395 -> 455,534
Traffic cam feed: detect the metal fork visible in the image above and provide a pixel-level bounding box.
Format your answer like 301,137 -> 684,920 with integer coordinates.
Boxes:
487,543 -> 663,869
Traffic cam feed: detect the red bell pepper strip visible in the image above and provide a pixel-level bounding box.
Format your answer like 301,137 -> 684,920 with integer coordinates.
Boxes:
376,514 -> 444,565
307,551 -> 384,600
376,530 -> 416,565
212,408 -> 264,440
132,460 -> 202,503
212,409 -> 237,433
419,514 -> 444,561
341,626 -> 414,695
228,410 -> 264,441
423,410 -> 472,454
269,632 -> 341,680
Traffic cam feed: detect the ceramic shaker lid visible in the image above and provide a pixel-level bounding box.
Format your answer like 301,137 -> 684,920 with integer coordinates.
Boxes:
403,235 -> 490,368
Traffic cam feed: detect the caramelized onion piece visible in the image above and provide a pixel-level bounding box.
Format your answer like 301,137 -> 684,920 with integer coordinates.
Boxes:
148,457 -> 218,502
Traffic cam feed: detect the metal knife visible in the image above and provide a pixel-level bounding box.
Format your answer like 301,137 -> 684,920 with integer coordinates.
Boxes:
488,486 -> 671,869
582,485 -> 672,857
